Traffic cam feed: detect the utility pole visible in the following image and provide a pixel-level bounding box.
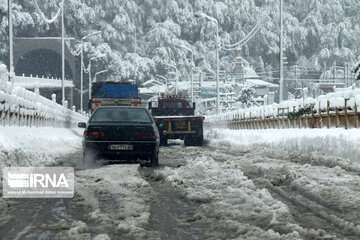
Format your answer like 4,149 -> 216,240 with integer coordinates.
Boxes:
61,1 -> 65,105
8,0 -> 14,84
279,0 -> 284,102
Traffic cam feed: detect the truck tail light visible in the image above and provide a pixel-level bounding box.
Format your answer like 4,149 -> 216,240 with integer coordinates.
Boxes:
84,130 -> 105,140
131,99 -> 141,106
91,99 -> 102,110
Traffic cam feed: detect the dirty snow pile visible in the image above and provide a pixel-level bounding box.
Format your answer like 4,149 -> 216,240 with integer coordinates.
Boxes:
155,155 -> 304,239
0,127 -> 83,169
73,165 -> 158,240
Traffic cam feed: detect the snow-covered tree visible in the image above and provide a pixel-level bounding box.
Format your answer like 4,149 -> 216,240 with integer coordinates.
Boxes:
0,0 -> 360,83
237,86 -> 257,107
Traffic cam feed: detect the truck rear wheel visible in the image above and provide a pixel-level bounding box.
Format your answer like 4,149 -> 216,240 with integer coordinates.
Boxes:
194,135 -> 204,146
160,136 -> 168,146
184,135 -> 203,146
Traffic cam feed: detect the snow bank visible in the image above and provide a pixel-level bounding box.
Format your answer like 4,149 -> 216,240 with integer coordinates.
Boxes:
0,127 -> 83,231
206,128 -> 360,237
0,127 -> 83,170
208,128 -> 360,164
155,156 -> 302,239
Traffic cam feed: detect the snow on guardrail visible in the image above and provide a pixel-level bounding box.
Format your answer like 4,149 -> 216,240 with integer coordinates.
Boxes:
206,86 -> 360,129
0,73 -> 86,128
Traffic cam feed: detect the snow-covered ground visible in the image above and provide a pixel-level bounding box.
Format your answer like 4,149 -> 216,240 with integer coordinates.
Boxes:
0,127 -> 160,240
0,127 -> 83,170
2,125 -> 360,239
155,151 -> 303,239
203,128 -> 360,239
208,128 -> 360,164
0,127 -> 84,239
71,165 -> 158,240
142,129 -> 360,239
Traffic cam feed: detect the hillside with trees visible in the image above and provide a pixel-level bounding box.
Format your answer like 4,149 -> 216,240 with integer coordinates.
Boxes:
0,0 -> 360,84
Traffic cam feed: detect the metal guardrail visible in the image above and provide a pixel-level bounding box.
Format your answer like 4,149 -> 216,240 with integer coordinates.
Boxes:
207,99 -> 360,130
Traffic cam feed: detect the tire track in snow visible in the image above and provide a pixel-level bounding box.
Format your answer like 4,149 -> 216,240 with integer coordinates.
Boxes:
209,148 -> 360,240
265,181 -> 360,240
141,171 -> 208,240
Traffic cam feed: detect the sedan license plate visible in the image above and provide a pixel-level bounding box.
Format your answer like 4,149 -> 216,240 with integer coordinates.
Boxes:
109,144 -> 133,151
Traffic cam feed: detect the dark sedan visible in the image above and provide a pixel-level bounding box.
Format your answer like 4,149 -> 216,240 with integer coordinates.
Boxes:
78,106 -> 160,167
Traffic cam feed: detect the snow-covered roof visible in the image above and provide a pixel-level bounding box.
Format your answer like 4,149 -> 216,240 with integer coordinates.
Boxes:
246,79 -> 278,88
139,85 -> 167,95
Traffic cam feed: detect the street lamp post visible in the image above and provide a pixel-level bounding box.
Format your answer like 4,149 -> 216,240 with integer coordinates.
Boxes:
175,44 -> 195,102
8,0 -> 14,85
80,31 -> 102,112
93,69 -> 108,83
88,55 -> 105,101
156,74 -> 168,92
195,12 -> 219,113
88,60 -> 93,100
163,63 -> 178,94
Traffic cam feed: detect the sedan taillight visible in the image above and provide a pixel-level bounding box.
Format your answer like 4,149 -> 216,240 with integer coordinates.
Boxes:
134,132 -> 156,141
84,130 -> 105,140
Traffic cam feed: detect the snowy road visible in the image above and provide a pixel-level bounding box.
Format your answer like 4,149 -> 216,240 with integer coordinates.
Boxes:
1,129 -> 360,239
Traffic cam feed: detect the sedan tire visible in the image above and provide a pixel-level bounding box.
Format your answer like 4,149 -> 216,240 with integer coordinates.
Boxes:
140,151 -> 159,168
83,148 -> 97,168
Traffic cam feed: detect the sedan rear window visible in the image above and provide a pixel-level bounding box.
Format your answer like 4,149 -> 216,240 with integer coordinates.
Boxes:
90,108 -> 152,123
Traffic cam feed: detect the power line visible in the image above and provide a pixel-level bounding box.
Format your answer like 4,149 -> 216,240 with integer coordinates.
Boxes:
32,0 -> 64,24
221,23 -> 261,51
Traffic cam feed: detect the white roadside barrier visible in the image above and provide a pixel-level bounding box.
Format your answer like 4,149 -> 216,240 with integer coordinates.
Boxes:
0,73 -> 86,128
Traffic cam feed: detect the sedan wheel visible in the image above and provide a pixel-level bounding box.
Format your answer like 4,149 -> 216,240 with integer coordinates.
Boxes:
83,149 -> 97,168
140,151 -> 159,168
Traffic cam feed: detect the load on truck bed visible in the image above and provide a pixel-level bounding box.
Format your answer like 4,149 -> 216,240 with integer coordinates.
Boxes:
148,95 -> 204,146
89,81 -> 141,112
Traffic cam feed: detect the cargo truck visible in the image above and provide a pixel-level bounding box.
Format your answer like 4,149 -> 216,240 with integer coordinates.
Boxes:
89,82 -> 141,112
148,95 -> 204,146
